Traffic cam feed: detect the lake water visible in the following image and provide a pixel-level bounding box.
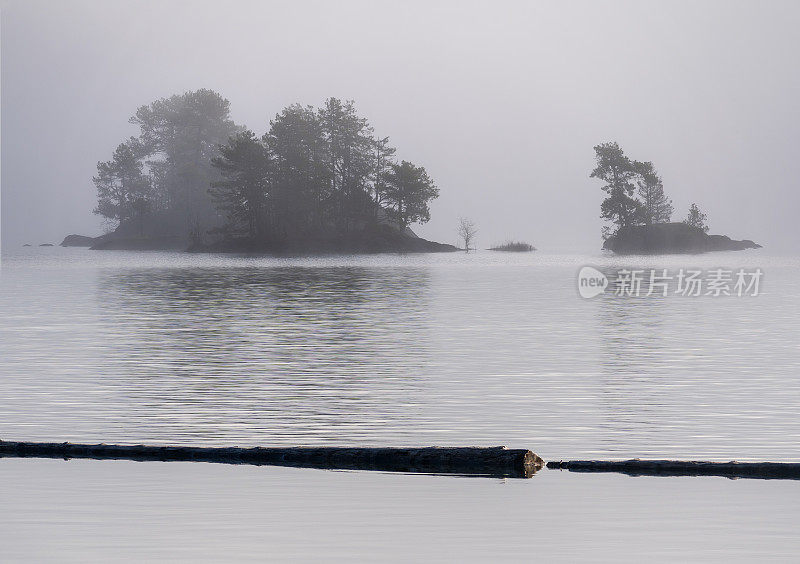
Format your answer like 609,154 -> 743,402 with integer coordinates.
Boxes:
1,247 -> 799,561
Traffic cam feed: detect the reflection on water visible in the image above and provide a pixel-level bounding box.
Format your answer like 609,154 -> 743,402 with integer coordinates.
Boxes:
95,267 -> 434,444
1,248 -> 800,461
592,275 -> 800,460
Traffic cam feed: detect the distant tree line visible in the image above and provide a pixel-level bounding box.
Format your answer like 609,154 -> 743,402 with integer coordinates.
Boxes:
590,142 -> 710,236
93,90 -> 439,243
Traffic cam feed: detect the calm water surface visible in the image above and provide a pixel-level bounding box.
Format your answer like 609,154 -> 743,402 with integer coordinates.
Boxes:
1,247 -> 799,561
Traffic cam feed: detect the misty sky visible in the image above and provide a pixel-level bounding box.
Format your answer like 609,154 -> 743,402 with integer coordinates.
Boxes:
2,0 -> 799,252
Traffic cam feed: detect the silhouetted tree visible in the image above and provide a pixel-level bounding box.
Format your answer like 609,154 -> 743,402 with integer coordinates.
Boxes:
591,142 -> 643,233
93,138 -> 151,235
210,131 -> 273,239
94,94 -> 444,246
371,136 -> 396,220
683,203 -> 709,232
130,89 -> 241,236
633,160 -> 673,224
382,161 -> 439,230
266,104 -> 329,236
318,98 -> 376,231
458,217 -> 477,252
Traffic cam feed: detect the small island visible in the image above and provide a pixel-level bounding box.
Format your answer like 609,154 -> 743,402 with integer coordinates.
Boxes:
603,222 -> 761,254
591,142 -> 760,254
65,90 -> 455,254
488,241 -> 536,252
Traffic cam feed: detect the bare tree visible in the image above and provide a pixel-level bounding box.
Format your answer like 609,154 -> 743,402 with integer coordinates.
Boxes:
457,217 -> 477,252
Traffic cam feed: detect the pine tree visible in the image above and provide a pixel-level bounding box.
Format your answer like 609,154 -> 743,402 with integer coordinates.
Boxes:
633,160 -> 673,224
683,203 -> 709,232
590,142 -> 643,233
209,131 -> 272,239
382,161 -> 439,230
93,138 -> 151,234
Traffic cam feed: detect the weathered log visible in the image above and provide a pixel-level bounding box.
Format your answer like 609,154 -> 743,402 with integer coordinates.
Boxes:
547,459 -> 800,480
0,441 -> 543,478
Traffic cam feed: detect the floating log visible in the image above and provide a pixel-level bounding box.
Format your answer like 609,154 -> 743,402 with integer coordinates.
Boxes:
0,440 -> 543,478
547,459 -> 800,480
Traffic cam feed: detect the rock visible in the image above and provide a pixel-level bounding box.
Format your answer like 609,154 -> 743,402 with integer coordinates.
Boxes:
603,222 -> 761,254
188,224 -> 457,255
38,243 -> 54,247
22,244 -> 31,247
60,234 -> 99,247
89,236 -> 188,251
64,221 -> 456,255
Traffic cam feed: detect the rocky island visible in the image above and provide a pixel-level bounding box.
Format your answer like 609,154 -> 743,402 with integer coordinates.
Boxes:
603,222 -> 761,254
61,223 -> 456,254
591,142 -> 761,255
70,90 -> 455,256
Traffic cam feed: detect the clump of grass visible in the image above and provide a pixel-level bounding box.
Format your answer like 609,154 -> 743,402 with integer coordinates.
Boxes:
488,240 -> 536,252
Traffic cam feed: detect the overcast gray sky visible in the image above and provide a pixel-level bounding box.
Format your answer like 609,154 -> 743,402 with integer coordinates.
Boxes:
2,0 -> 799,251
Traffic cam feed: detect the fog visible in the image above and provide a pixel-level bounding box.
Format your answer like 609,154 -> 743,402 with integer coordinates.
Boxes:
2,0 -> 799,252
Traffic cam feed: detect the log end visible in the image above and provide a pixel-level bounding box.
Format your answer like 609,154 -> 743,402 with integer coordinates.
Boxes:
518,449 -> 545,477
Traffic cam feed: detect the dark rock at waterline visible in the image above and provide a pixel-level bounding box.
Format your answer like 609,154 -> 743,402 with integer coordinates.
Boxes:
189,224 -> 457,255
64,222 -> 456,255
39,243 -> 54,247
706,234 -> 761,251
90,236 -> 188,251
22,244 -> 32,247
60,234 -> 99,247
603,222 -> 762,254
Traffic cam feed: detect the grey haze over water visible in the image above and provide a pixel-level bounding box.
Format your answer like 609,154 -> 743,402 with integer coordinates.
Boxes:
3,0 -> 800,252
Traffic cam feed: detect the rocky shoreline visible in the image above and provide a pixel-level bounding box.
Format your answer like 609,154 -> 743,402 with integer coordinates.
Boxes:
603,222 -> 761,254
60,224 -> 457,255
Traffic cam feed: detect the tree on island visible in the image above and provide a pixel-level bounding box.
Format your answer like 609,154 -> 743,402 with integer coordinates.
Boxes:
683,203 -> 709,232
590,142 -> 643,232
93,92 -> 441,248
591,142 -> 676,237
633,160 -> 673,224
266,103 -> 330,237
318,98 -> 379,232
93,89 -> 241,241
382,161 -> 439,230
457,217 -> 477,252
209,130 -> 273,240
93,138 -> 151,235
371,136 -> 396,220
591,143 -> 759,253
